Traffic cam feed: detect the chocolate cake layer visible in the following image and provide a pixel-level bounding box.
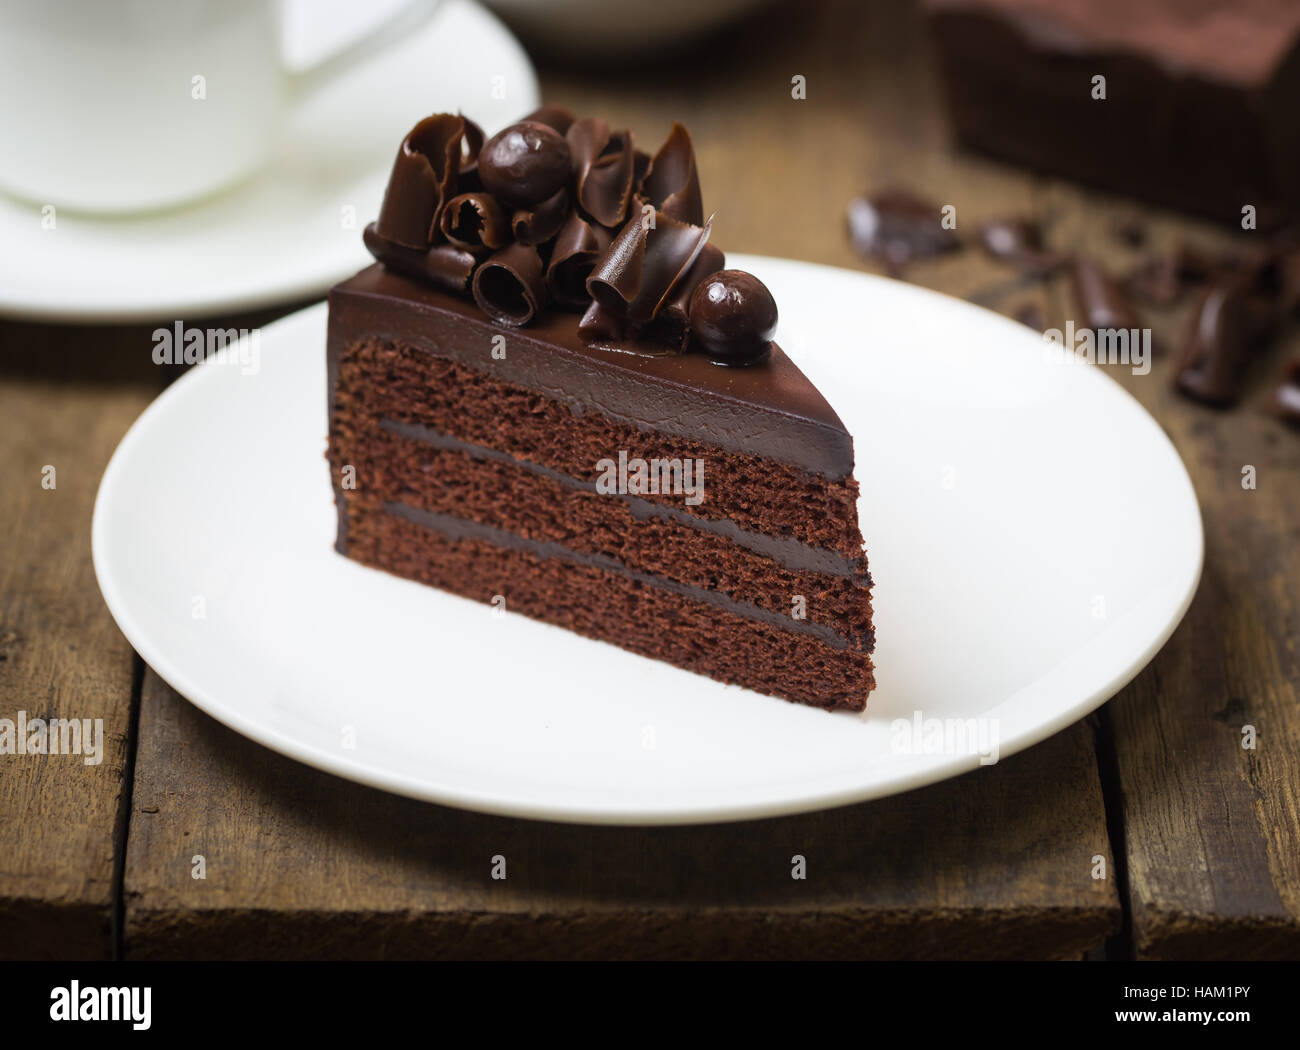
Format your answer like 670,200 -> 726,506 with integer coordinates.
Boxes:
329,266 -> 855,479
334,421 -> 874,640
330,334 -> 866,560
343,505 -> 874,711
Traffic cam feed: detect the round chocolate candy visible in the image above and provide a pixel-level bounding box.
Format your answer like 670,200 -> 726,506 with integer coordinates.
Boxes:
477,121 -> 571,207
688,269 -> 778,364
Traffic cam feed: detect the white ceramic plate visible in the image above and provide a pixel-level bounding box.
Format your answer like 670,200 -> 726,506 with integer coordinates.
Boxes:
92,255 -> 1203,825
0,0 -> 537,322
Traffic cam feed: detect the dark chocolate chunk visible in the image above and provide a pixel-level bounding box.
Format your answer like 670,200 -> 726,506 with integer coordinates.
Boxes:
477,121 -> 571,207
471,242 -> 548,326
439,192 -> 509,252
1173,274 -> 1270,406
846,190 -> 961,273
688,269 -> 778,365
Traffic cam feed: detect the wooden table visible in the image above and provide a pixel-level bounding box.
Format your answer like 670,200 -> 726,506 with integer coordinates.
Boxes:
2,0 -> 1297,961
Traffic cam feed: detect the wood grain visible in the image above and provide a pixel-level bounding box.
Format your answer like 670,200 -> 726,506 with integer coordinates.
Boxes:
0,322 -> 162,959
124,669 -> 1117,959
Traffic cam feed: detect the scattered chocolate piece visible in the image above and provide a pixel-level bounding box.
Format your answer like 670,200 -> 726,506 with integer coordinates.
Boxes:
1071,255 -> 1142,334
976,217 -> 1059,271
1173,273 -> 1272,406
1124,244 -> 1219,306
1273,359 -> 1300,426
439,192 -> 509,251
471,242 -> 548,326
846,190 -> 961,274
477,121 -> 571,207
688,269 -> 778,365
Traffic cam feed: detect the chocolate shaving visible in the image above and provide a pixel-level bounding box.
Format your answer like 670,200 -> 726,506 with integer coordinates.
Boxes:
546,210 -> 613,309
522,103 -> 576,136
586,211 -> 713,327
363,222 -> 476,293
641,123 -> 703,226
1071,255 -> 1142,334
846,189 -> 961,274
1172,274 -> 1266,406
577,299 -> 627,342
660,243 -> 726,343
512,185 -> 569,246
567,117 -> 636,228
459,117 -> 485,181
471,242 -> 548,326
1273,359 -> 1300,426
440,192 -> 509,252
374,114 -> 471,249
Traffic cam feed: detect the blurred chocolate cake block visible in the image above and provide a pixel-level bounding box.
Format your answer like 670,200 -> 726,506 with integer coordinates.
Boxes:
922,0 -> 1300,227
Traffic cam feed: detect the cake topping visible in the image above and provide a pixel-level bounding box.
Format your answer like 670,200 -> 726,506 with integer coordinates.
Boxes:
688,270 -> 778,364
477,121 -> 572,206
365,108 -> 777,364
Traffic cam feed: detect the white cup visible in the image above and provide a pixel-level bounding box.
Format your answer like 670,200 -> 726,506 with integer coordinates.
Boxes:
0,0 -> 439,214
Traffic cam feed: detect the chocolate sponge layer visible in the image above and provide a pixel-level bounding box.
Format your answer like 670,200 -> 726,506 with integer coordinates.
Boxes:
343,505 -> 875,712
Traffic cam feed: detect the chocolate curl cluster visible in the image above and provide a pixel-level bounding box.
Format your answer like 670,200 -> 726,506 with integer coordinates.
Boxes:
364,107 -> 731,340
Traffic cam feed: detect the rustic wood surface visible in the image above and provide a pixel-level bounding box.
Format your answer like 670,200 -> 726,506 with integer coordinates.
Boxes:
1,0 -> 1296,959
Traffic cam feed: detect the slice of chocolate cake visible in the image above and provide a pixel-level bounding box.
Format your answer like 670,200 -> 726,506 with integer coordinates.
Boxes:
327,108 -> 875,711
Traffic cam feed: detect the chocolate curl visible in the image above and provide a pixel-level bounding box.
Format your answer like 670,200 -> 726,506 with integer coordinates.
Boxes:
546,209 -> 613,308
578,299 -> 627,342
641,123 -> 703,226
374,114 -> 470,249
658,243 -> 726,346
586,210 -> 713,326
440,192 -> 510,252
566,117 -> 636,228
522,103 -> 575,135
456,116 -> 486,186
471,242 -> 548,326
363,222 -> 476,294
512,185 -> 569,246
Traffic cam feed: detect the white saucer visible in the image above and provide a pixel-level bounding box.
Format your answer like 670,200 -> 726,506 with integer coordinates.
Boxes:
92,255 -> 1203,825
0,0 -> 537,323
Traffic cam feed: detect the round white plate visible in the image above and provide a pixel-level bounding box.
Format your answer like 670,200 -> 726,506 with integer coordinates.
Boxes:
0,0 -> 537,322
93,255 -> 1203,825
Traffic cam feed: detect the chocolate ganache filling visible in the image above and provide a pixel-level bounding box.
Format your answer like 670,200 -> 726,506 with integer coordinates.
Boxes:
364,107 -> 776,363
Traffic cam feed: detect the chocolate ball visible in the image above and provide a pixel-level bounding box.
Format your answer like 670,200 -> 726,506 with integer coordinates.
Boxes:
688,269 -> 778,364
477,121 -> 571,206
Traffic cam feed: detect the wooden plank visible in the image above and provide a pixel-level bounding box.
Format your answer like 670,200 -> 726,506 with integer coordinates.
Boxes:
0,321 -> 162,959
125,669 -> 1117,959
1042,185 -> 1300,958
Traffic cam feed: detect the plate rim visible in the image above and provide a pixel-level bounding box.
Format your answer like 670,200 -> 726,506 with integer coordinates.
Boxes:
92,256 -> 1204,825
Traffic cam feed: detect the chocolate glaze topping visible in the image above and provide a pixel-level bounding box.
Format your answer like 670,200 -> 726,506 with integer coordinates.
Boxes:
364,108 -> 780,367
